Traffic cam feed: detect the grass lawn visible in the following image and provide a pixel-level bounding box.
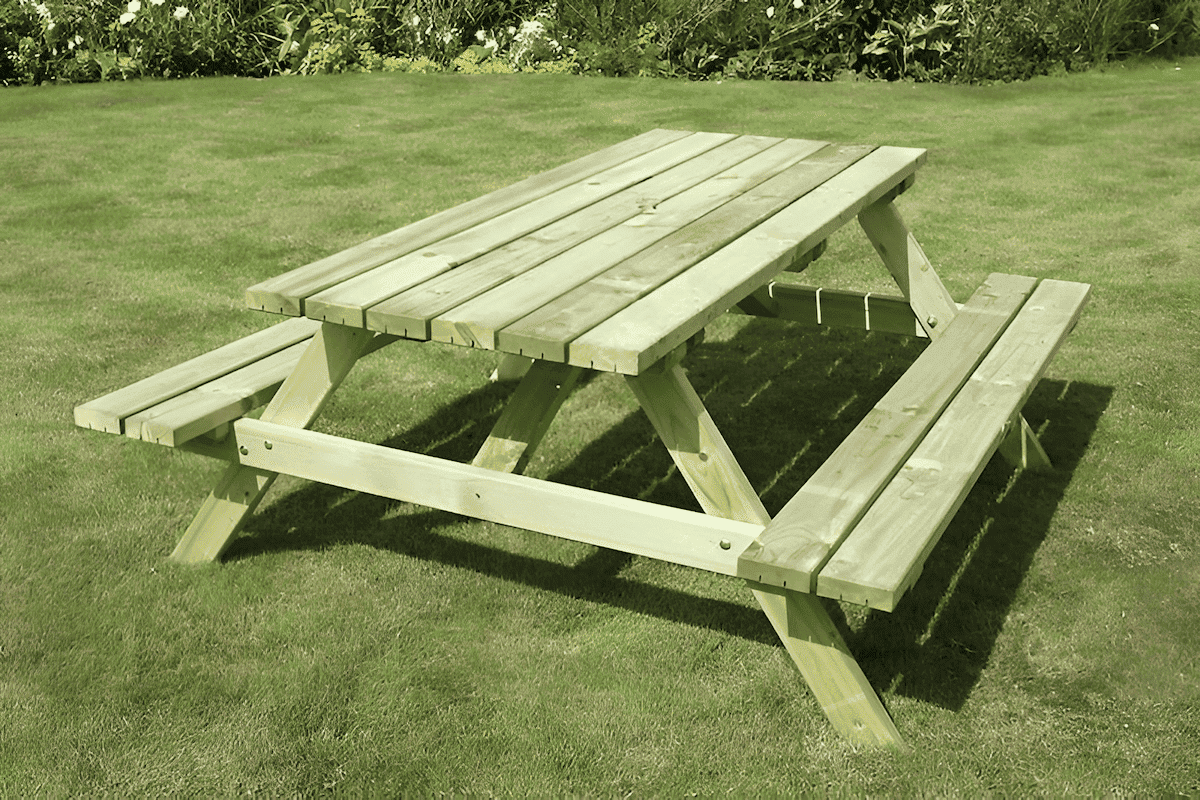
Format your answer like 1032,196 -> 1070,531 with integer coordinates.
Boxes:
2,59 -> 1199,794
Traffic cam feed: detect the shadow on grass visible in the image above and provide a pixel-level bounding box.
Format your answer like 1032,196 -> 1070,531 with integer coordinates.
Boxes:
225,315 -> 1111,712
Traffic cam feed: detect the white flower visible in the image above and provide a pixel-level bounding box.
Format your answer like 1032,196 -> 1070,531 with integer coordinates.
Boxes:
1149,22 -> 1160,31
765,5 -> 774,17
119,10 -> 136,23
793,0 -> 802,7
507,26 -> 516,35
172,5 -> 188,18
475,29 -> 486,41
150,0 -> 165,5
33,2 -> 50,18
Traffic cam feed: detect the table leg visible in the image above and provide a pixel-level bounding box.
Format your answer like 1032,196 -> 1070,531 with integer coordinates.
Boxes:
998,413 -> 1053,471
169,323 -> 375,564
626,361 -> 905,748
857,199 -> 958,339
859,199 -> 1050,475
472,359 -> 583,474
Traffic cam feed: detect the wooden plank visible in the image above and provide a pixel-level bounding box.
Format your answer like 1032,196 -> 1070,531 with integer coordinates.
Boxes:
244,128 -> 694,317
625,360 -> 903,748
365,136 -> 817,339
751,585 -> 906,748
567,146 -> 928,375
471,360 -> 583,474
816,279 -> 1091,611
732,282 -> 928,338
496,144 -> 877,362
169,323 -> 374,564
858,200 -> 958,338
231,418 -> 763,577
125,340 -> 309,447
302,131 -> 739,327
73,317 -> 321,435
430,138 -> 840,351
735,273 -> 1037,593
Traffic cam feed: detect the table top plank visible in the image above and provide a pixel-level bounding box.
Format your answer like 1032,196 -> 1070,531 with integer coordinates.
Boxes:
815,279 -> 1092,610
567,146 -> 928,374
300,131 -> 737,328
426,136 -> 821,350
244,128 -> 695,317
496,143 -> 876,362
364,135 -> 808,339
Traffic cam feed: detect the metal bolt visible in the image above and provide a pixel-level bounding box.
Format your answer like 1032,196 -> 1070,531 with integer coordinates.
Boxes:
926,315 -> 939,329
264,441 -> 273,450
719,539 -> 732,550
239,446 -> 249,456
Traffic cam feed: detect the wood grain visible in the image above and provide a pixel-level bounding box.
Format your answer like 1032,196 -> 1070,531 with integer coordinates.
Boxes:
244,128 -> 694,316
815,279 -> 1091,610
735,273 -> 1037,593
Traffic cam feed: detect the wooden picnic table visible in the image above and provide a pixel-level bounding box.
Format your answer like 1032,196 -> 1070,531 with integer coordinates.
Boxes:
75,129 -> 1091,748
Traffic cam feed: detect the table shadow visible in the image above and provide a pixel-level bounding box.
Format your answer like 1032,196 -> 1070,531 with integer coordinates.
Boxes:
226,316 -> 1111,713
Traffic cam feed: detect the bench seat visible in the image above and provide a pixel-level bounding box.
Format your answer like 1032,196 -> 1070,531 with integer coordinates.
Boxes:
738,274 -> 1091,612
74,317 -> 322,447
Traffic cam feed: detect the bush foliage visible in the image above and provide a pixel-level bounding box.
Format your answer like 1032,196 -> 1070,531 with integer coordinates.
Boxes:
3,0 -> 1198,85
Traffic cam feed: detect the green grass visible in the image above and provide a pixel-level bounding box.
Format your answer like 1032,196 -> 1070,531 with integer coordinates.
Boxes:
3,59 -> 1199,794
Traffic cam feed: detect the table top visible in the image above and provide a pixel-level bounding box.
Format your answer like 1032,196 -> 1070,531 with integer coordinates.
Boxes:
246,129 -> 926,375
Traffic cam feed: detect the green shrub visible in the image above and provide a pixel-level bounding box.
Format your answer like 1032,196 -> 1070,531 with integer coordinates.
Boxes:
2,0 -> 278,84
3,0 -> 1198,85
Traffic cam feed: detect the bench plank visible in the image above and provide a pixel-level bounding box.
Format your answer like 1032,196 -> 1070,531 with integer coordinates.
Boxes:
302,131 -> 738,327
244,128 -> 694,317
495,144 -> 877,362
428,137 -> 832,350
567,146 -> 928,375
736,273 -> 1038,593
73,317 -> 321,435
124,340 -> 311,446
365,136 -> 812,339
816,279 -> 1091,610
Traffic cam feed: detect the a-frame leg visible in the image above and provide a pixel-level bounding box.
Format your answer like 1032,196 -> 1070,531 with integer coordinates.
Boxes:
859,198 -> 1049,473
472,359 -> 582,474
169,323 -> 375,564
626,360 -> 905,748
857,199 -> 958,339
997,413 -> 1053,471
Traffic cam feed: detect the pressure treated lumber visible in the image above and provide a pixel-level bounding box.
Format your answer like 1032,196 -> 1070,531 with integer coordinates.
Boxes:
494,144 -> 875,361
431,139 -> 846,351
736,273 -> 1038,593
365,136 -> 818,339
858,199 -> 958,339
626,360 -> 904,747
244,128 -> 694,317
303,131 -> 739,327
816,279 -> 1091,611
169,323 -> 374,564
568,146 -> 927,374
732,282 -> 928,338
231,418 -> 762,577
471,359 -> 582,474
73,317 -> 321,435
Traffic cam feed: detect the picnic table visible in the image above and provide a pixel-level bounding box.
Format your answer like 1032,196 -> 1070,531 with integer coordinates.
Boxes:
75,129 -> 1090,747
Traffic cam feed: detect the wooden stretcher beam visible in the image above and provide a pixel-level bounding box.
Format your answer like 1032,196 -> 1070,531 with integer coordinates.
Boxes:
732,282 -> 929,338
229,418 -> 763,577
